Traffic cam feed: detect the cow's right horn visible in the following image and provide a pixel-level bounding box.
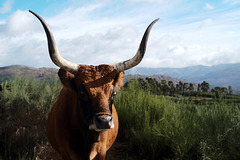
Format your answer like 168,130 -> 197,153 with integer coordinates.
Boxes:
29,10 -> 79,74
113,18 -> 159,72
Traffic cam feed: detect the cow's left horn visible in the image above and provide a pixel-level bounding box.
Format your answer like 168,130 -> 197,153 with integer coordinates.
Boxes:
113,18 -> 159,72
29,10 -> 79,74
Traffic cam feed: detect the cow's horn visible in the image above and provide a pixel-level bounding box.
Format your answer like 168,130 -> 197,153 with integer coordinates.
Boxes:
113,18 -> 159,72
29,10 -> 79,74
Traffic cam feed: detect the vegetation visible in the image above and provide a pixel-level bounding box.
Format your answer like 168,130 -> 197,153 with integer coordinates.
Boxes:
115,79 -> 240,159
0,77 -> 61,160
125,78 -> 235,97
0,77 -> 240,159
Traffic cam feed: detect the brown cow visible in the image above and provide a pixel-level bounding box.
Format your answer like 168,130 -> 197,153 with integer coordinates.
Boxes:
29,10 -> 158,160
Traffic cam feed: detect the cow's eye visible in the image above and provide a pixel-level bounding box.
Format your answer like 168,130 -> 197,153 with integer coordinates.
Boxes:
79,92 -> 89,102
110,91 -> 116,101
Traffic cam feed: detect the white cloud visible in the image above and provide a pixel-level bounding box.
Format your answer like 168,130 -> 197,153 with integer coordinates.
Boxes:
0,7 -> 148,67
204,3 -> 215,10
186,45 -> 202,51
224,0 -> 240,5
197,18 -> 213,29
127,0 -> 162,2
0,0 -> 13,14
1,0 -> 240,68
168,45 -> 185,54
5,10 -> 37,35
54,26 -> 140,66
140,43 -> 240,68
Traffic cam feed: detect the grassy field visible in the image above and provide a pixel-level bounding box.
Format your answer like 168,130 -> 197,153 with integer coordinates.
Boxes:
0,77 -> 240,160
115,79 -> 240,159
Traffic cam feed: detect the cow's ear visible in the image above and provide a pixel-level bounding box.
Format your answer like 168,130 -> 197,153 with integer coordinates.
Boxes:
114,72 -> 124,91
58,69 -> 75,88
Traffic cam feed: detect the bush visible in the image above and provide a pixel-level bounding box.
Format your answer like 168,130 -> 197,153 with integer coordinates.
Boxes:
0,77 -> 61,160
114,79 -> 240,160
1,77 -> 240,160
115,79 -> 167,159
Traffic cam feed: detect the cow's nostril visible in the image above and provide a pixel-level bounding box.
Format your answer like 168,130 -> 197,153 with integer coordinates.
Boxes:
96,116 -> 104,123
94,115 -> 114,130
96,116 -> 111,123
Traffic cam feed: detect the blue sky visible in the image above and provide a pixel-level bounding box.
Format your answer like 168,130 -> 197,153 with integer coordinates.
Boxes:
0,0 -> 240,68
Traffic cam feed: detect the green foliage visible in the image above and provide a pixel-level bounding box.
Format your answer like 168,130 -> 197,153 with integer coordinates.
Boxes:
195,104 -> 240,160
0,77 -> 61,160
201,81 -> 210,92
115,79 -> 167,159
1,77 -> 240,160
115,79 -> 240,160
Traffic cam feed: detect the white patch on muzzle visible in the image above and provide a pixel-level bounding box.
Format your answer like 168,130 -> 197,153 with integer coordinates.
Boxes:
89,115 -> 114,132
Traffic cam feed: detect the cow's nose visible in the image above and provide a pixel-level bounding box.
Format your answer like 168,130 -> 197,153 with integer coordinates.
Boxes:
95,114 -> 114,130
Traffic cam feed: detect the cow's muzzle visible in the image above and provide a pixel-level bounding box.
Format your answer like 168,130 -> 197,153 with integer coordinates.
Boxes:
89,114 -> 114,132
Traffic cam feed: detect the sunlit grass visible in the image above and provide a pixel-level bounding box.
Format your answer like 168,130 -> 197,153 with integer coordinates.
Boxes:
1,77 -> 240,159
115,79 -> 240,160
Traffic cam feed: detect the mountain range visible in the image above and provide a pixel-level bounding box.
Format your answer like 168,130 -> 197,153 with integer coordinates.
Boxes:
0,63 -> 240,89
0,65 -> 58,82
126,63 -> 240,89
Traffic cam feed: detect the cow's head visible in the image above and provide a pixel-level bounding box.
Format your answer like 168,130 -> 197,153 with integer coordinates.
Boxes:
29,10 -> 158,132
58,65 -> 123,131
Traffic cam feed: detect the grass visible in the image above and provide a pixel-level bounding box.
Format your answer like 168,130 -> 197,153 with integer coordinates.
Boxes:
115,79 -> 240,160
1,77 -> 240,159
0,77 -> 61,160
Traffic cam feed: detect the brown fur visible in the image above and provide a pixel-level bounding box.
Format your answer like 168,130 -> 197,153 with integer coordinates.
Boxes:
46,64 -> 124,160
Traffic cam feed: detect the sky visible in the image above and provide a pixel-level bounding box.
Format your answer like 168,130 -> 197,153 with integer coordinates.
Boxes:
0,0 -> 240,69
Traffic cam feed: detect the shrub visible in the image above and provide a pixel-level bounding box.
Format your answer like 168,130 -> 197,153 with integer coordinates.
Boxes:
0,77 -> 61,160
1,77 -> 240,160
115,79 -> 240,160
115,79 -> 172,159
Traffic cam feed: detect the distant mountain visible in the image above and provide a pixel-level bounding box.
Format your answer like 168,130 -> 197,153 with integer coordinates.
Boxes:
1,63 -> 240,90
124,74 -> 184,86
126,63 -> 240,89
0,65 -> 58,82
0,65 -> 181,83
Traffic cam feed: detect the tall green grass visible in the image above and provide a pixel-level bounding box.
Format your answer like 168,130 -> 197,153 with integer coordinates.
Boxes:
115,79 -> 240,160
0,77 -> 61,160
1,77 -> 240,159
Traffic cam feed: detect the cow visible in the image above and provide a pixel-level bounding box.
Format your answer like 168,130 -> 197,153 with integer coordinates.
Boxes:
29,10 -> 158,160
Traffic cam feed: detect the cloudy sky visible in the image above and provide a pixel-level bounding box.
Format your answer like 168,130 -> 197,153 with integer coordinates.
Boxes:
0,0 -> 240,69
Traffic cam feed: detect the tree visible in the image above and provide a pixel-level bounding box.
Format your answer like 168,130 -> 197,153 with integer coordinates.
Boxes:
168,81 -> 176,96
228,86 -> 233,94
146,78 -> 159,94
168,81 -> 174,87
211,86 -> 228,99
189,83 -> 194,91
221,87 -> 228,94
201,81 -> 209,92
183,82 -> 189,91
161,80 -> 170,96
178,81 -> 184,92
197,84 -> 201,92
138,78 -> 149,90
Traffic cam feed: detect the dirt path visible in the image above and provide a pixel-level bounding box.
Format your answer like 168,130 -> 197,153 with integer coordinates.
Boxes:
36,141 -> 130,160
106,141 -> 129,160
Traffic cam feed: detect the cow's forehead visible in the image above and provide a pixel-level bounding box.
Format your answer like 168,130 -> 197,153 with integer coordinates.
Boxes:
74,64 -> 117,88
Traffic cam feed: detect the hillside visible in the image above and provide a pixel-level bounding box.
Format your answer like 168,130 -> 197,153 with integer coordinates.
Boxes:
0,65 -> 58,82
126,63 -> 240,89
183,63 -> 240,88
1,64 -> 239,90
124,74 -> 183,85
0,65 -> 181,84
